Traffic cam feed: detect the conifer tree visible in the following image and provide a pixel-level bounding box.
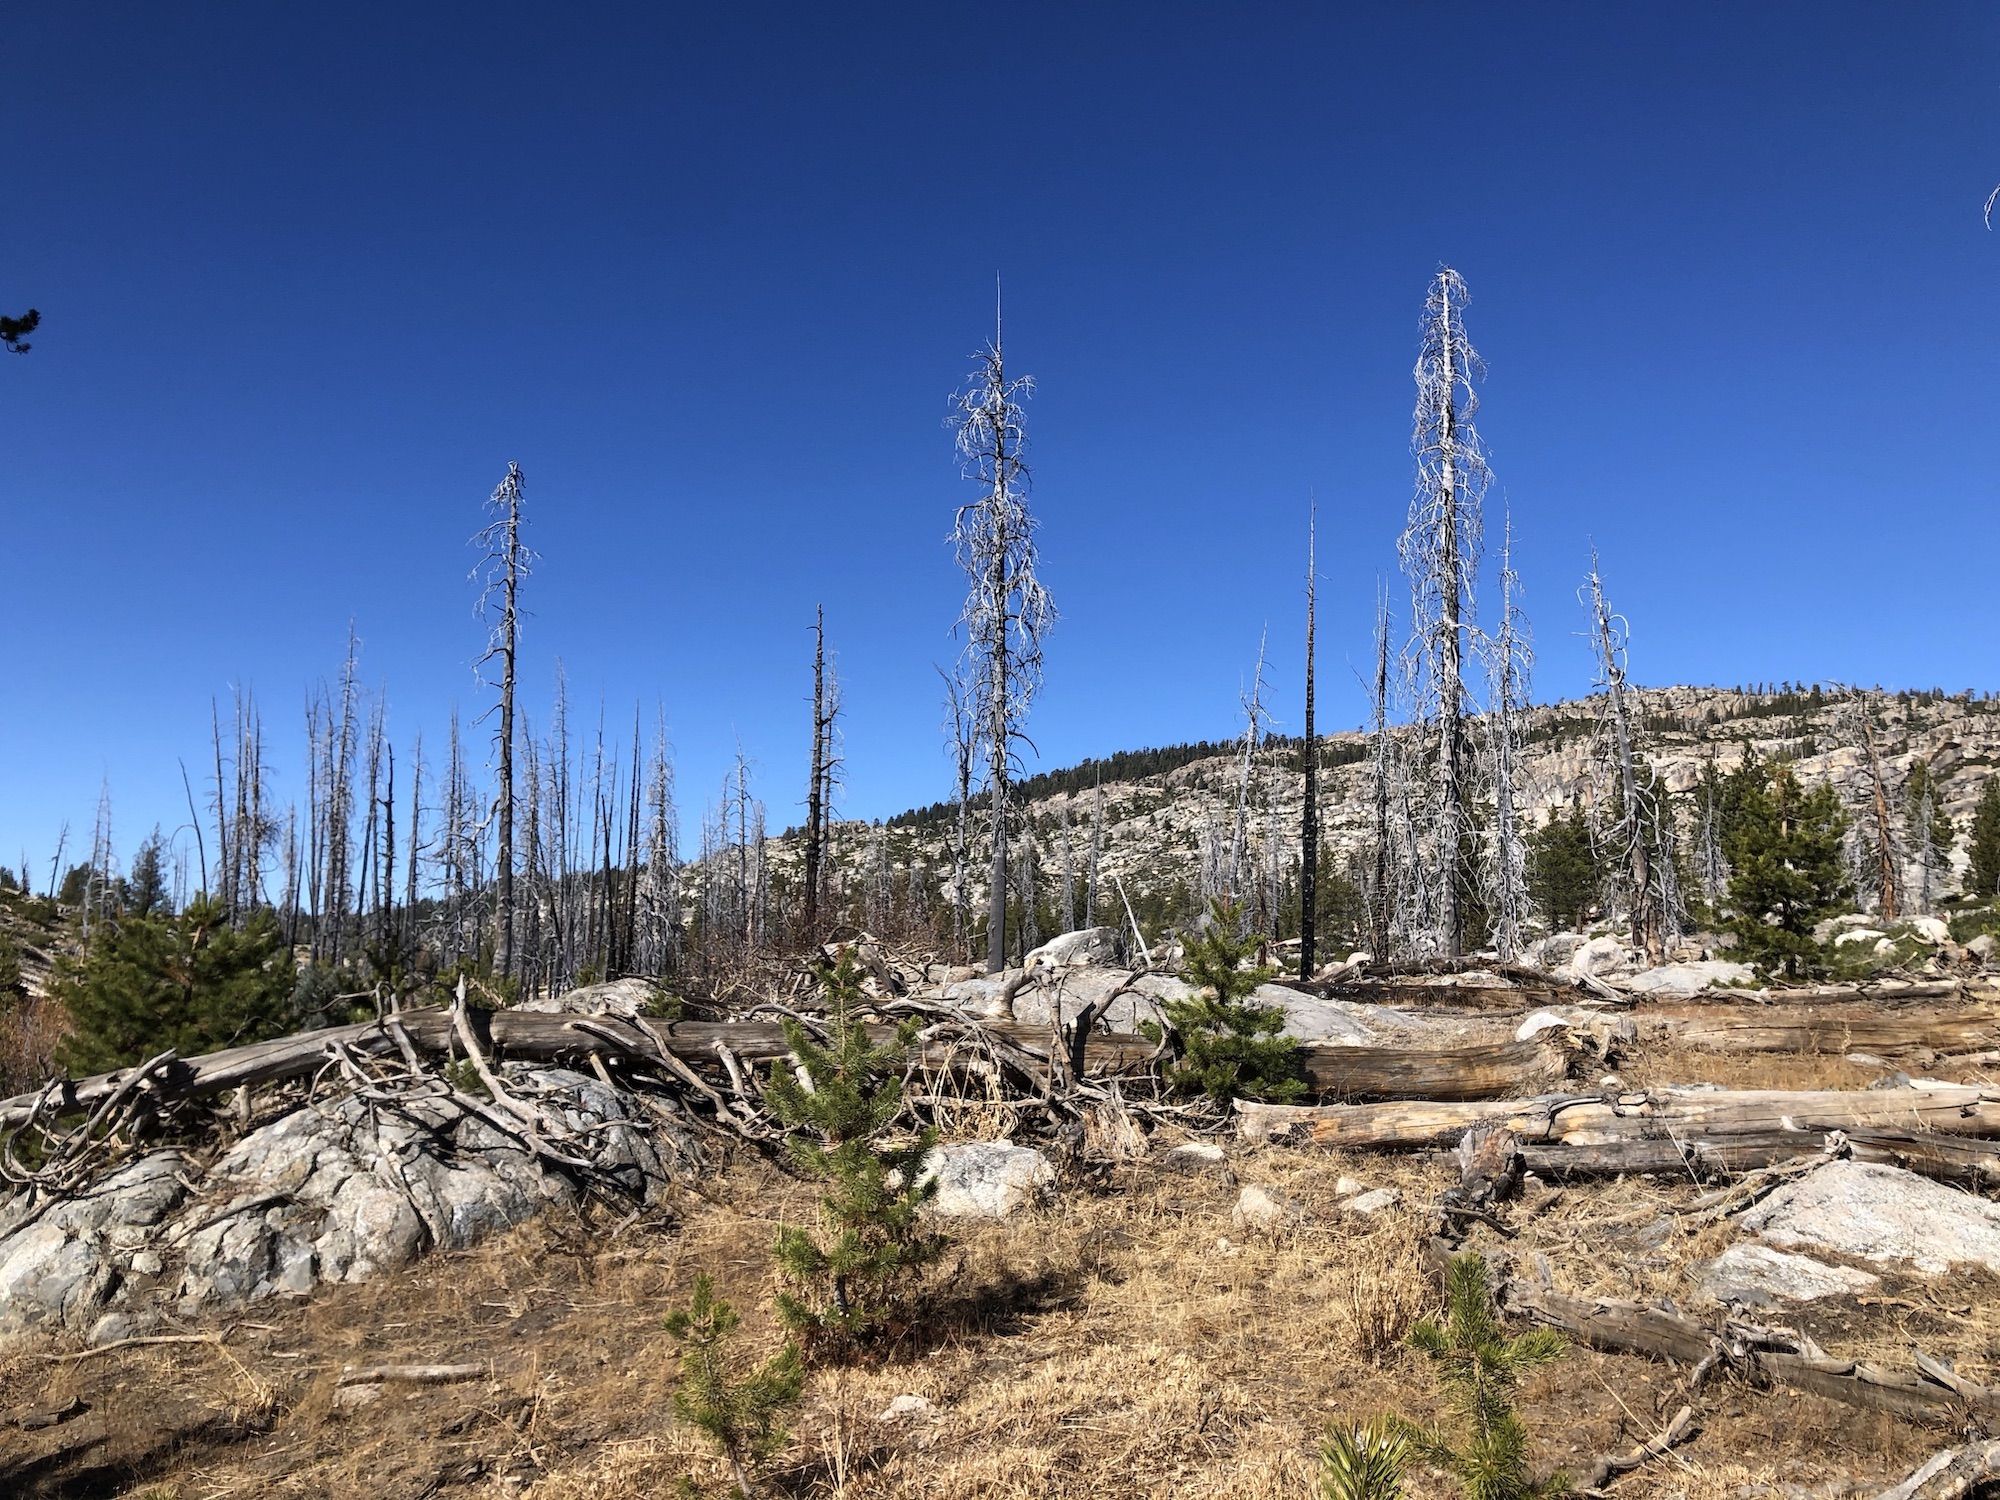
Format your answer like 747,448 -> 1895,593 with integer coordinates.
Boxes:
55,896 -> 293,1075
765,953 -> 944,1351
1967,777 -> 2000,899
663,1273 -> 804,1499
1147,899 -> 1306,1105
1525,808 -> 1597,932
1723,762 -> 1850,979
1402,1254 -> 1568,1500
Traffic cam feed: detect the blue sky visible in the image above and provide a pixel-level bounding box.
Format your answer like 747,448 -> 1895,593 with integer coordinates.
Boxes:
4,2 -> 1998,876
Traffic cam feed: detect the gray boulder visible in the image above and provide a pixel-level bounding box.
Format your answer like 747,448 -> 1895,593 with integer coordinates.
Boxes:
1696,1242 -> 1880,1308
1624,960 -> 1756,997
1024,927 -> 1125,970
517,977 -> 667,1020
1738,1161 -> 2000,1276
919,1142 -> 1055,1219
0,1151 -> 188,1335
1230,1184 -> 1304,1234
1567,935 -> 1639,979
174,1067 -> 666,1312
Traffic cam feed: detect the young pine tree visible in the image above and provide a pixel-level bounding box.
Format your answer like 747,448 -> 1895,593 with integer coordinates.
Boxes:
765,952 -> 945,1351
1319,1417 -> 1414,1500
56,896 -> 293,1075
1147,899 -> 1306,1106
1969,776 -> 2000,899
1722,763 -> 1851,980
664,1273 -> 805,1500
1404,1254 -> 1568,1500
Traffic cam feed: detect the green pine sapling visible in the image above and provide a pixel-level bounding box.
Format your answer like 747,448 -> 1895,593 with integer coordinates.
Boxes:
663,1273 -> 804,1499
765,951 -> 945,1352
1319,1417 -> 1414,1500
1144,899 -> 1307,1105
1404,1253 -> 1567,1500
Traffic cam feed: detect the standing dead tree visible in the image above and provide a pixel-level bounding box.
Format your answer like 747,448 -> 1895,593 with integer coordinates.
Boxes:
1300,503 -> 1319,978
803,606 -> 841,940
1228,632 -> 1273,917
1479,515 -> 1533,961
951,292 -> 1055,973
1398,267 -> 1489,958
1843,687 -> 1903,921
474,461 -> 534,979
1583,552 -> 1664,964
938,667 -> 975,960
1368,583 -> 1397,960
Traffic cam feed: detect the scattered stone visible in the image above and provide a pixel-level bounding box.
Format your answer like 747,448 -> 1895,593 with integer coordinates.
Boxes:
333,1383 -> 384,1411
1343,1188 -> 1403,1217
920,1142 -> 1056,1220
1832,928 -> 1886,948
1968,934 -> 1997,963
1698,1242 -> 1880,1308
1230,1184 -> 1304,1233
1737,1161 -> 2000,1276
1515,1010 -> 1572,1042
1527,932 -> 1587,970
1334,1176 -> 1365,1199
1024,927 -> 1125,970
128,1250 -> 163,1277
516,977 -> 668,1020
1157,1142 -> 1232,1179
85,1312 -> 140,1348
878,1393 -> 935,1421
1909,917 -> 1952,945
1875,938 -> 1897,956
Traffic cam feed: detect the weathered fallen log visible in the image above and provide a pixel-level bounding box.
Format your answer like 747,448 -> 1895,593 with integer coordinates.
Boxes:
337,1362 -> 489,1387
1870,1440 -> 2000,1500
1643,1002 -> 2000,1056
1578,1403 -> 1697,1494
1674,978 -> 1998,1008
1502,1276 -> 2000,1425
1237,1084 -> 2000,1159
1512,1127 -> 2000,1187
0,1008 -> 1579,1131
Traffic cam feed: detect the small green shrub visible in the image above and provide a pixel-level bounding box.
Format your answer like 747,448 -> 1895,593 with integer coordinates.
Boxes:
765,952 -> 945,1353
664,1273 -> 804,1499
1319,1417 -> 1413,1500
1144,900 -> 1306,1105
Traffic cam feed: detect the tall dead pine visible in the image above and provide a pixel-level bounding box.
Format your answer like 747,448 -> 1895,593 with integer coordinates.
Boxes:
474,461 -> 534,979
951,290 -> 1055,973
1300,503 -> 1319,978
1399,267 -> 1489,958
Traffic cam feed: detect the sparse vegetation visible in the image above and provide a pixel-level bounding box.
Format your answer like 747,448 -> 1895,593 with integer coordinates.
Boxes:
1145,899 -> 1306,1106
764,952 -> 946,1352
662,1273 -> 804,1499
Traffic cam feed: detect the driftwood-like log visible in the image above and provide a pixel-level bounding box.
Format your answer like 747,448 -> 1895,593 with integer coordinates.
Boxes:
1512,1127 -> 2000,1187
1673,978 -> 1998,1008
338,1362 -> 489,1387
0,1009 -> 1579,1130
1644,1003 -> 2000,1057
1869,1440 -> 2000,1500
1237,1084 -> 2000,1165
1502,1277 -> 2000,1426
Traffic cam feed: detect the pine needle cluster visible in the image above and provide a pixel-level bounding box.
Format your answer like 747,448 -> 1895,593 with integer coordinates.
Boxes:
1146,900 -> 1307,1105
663,1273 -> 804,1499
764,951 -> 945,1351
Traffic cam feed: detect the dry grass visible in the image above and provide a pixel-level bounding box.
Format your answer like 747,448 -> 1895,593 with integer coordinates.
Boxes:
0,1133 -> 1961,1500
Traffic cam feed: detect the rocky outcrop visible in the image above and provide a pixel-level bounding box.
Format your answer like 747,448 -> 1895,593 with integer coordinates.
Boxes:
1696,1242 -> 1881,1308
1737,1161 -> 2000,1277
0,1152 -> 187,1335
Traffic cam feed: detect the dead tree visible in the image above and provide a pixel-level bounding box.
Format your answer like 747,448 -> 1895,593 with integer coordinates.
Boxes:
1367,583 -> 1396,960
634,713 -> 679,976
1058,799 -> 1077,932
939,666 -> 975,959
1087,776 -> 1104,925
1398,267 -> 1489,957
1300,503 -> 1319,978
1848,688 -> 1903,920
473,461 -> 533,978
952,291 -> 1055,973
1583,553 -> 1662,964
803,606 -> 841,938
1228,631 -> 1272,915
1479,514 -> 1532,961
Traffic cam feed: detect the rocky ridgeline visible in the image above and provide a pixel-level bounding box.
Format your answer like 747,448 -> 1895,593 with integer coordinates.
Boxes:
772,686 -> 2000,909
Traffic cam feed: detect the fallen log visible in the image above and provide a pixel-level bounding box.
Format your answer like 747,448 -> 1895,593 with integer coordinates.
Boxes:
0,1008 -> 1579,1130
1644,1003 -> 2000,1057
1578,1403 -> 1698,1494
1237,1084 -> 2000,1157
1675,978 -> 1998,1008
1870,1440 -> 2000,1500
337,1362 -> 489,1387
1502,1276 -> 2000,1426
1514,1127 -> 2000,1187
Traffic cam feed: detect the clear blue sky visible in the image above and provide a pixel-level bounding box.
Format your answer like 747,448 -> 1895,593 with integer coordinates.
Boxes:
4,2 -> 1998,877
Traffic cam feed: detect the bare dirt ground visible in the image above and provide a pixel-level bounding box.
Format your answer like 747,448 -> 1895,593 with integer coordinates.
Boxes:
0,1116 -> 1973,1500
